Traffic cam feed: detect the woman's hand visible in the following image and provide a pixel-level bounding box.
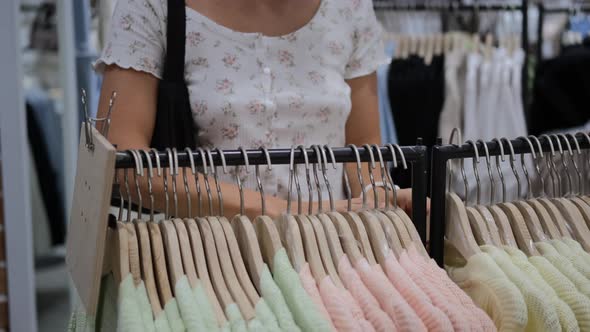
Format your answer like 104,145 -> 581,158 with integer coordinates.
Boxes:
334,188 -> 430,217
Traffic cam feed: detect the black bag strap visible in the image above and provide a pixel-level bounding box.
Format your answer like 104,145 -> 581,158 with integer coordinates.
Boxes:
162,0 -> 186,83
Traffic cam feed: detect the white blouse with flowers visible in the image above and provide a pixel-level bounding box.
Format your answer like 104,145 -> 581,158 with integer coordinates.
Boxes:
96,0 -> 386,200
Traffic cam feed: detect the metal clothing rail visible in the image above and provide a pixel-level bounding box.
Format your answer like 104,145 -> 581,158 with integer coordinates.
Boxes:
429,134 -> 590,266
114,145 -> 429,244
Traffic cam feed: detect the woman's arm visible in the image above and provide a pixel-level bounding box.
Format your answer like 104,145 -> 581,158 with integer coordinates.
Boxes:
345,73 -> 414,213
97,66 -> 287,220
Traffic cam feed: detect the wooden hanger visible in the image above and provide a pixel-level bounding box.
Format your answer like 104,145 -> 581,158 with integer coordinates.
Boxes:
185,218 -> 227,324
219,216 -> 261,305
180,146 -> 227,325
208,217 -> 256,319
148,222 -> 174,305
361,145 -> 404,259
446,192 -> 481,259
132,150 -> 164,317
231,215 -> 265,290
258,214 -> 291,268
204,148 -> 255,319
111,222 -> 130,285
295,214 -> 328,282
194,147 -> 239,314
198,216 -> 236,311
343,145 -> 377,264
462,142 -> 495,245
160,219 -> 185,290
540,135 -> 590,249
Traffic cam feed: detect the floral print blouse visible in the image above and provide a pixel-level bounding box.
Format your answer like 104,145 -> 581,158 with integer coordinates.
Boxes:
96,0 -> 386,200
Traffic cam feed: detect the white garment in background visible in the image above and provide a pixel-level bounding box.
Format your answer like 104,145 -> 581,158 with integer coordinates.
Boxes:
438,49 -> 465,143
462,53 -> 482,142
95,0 -> 386,200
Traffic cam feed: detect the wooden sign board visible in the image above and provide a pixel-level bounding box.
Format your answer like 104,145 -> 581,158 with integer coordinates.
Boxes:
66,125 -> 116,316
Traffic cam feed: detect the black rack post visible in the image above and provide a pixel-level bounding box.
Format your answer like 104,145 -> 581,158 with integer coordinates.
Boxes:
115,145 -> 429,242
429,135 -> 590,266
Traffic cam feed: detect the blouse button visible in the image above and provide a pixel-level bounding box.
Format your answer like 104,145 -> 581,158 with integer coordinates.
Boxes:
263,67 -> 271,75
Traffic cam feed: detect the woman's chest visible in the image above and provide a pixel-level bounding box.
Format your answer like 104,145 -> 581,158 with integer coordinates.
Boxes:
181,10 -> 356,147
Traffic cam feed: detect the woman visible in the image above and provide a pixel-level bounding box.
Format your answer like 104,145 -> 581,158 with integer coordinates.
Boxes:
96,0 -> 415,220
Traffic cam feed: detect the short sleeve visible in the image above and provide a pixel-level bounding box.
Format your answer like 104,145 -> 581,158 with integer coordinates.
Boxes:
94,0 -> 167,79
344,0 -> 388,79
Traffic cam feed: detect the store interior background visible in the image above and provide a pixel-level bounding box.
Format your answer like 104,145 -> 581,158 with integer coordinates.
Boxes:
0,0 -> 586,331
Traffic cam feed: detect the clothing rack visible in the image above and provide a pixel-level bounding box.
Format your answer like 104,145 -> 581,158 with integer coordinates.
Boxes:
537,3 -> 590,61
373,0 -> 531,124
114,145 -> 429,244
429,134 -> 590,266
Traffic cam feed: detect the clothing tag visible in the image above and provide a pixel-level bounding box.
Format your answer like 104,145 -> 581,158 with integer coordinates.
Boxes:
66,125 -> 116,316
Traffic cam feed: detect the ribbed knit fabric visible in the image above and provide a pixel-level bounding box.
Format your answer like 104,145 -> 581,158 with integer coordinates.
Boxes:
272,248 -> 334,332
247,317 -> 268,332
175,276 -> 205,332
154,313 -> 172,332
318,275 -> 363,331
446,252 -> 528,331
481,245 -> 561,332
502,246 -> 579,332
562,238 -> 590,268
118,275 -> 146,332
355,257 -> 427,331
163,298 -> 185,332
192,281 -> 219,331
536,242 -> 590,298
527,254 -> 590,331
394,250 -> 459,332
298,263 -> 334,327
259,263 -> 301,332
136,282 -> 156,332
337,255 -> 395,332
551,240 -> 590,280
68,275 -> 118,332
408,247 -> 496,332
337,281 -> 376,332
225,303 -> 248,332
255,299 -> 281,332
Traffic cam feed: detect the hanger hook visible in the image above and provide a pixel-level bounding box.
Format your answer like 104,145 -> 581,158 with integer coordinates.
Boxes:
538,134 -> 559,197
477,139 -> 495,204
385,144 -> 399,208
558,134 -> 577,196
578,132 -> 590,194
500,137 -> 521,200
196,147 -> 213,216
184,148 -> 199,217
81,89 -> 94,151
528,136 -> 546,197
287,147 -> 296,215
565,133 -> 583,195
554,134 -> 573,196
448,128 -> 468,199
236,147 -> 250,216
373,145 -> 390,209
297,145 -> 314,214
312,145 -> 325,213
362,144 -> 378,209
256,147 -> 272,215
319,146 -> 335,212
517,136 -> 536,199
123,161 -> 133,222
466,140 -> 481,205
140,150 -> 155,221
348,144 -> 365,209
548,134 -> 565,196
206,148 -> 224,216
166,148 -> 179,218
491,138 -> 507,202
324,144 -> 344,211
130,150 -> 144,220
